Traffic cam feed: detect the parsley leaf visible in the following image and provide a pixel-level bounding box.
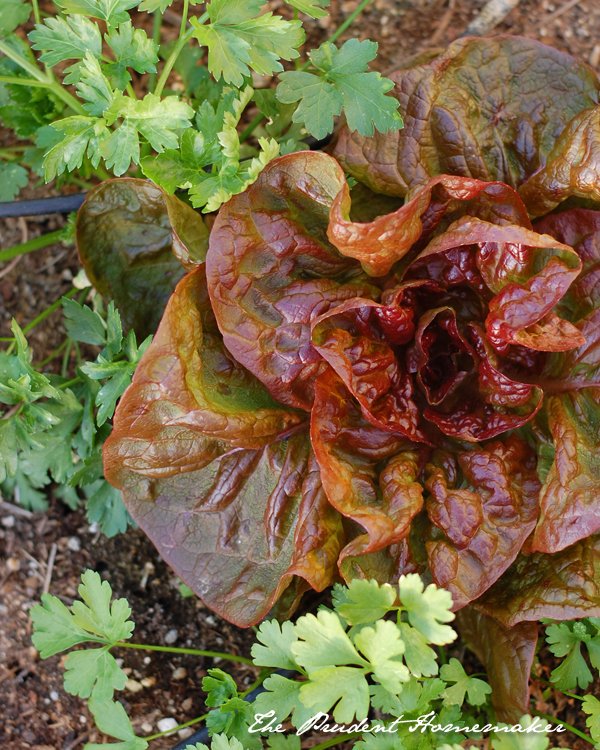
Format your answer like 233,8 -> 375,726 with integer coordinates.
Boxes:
139,0 -> 173,10
398,573 -> 456,646
0,0 -> 31,37
251,619 -> 298,670
332,579 -> 396,625
70,569 -> 135,642
191,0 -> 304,87
43,116 -> 108,180
29,15 -> 102,67
397,622 -> 439,678
299,666 -> 370,723
87,698 -> 149,750
0,160 -> 28,201
277,38 -> 402,139
251,674 -> 314,729
85,479 -> 130,537
77,52 -> 115,116
104,21 -> 159,90
582,695 -> 600,747
64,645 -> 128,701
63,297 -> 107,346
440,658 -> 491,707
354,620 -> 410,694
292,610 -> 366,672
285,0 -> 329,19
546,621 -> 595,690
53,0 -> 139,27
491,715 -> 551,750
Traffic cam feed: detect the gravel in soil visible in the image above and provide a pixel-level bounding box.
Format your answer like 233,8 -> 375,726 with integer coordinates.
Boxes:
2,1 -> 600,749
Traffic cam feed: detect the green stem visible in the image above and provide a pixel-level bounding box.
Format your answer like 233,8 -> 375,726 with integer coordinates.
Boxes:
531,710 -> 593,744
23,288 -> 78,335
0,230 -> 65,264
533,676 -> 584,702
38,339 -> 70,367
328,0 -> 373,44
0,40 -> 86,116
116,641 -> 254,665
240,112 -> 266,142
31,0 -> 41,26
144,712 -> 208,742
0,75 -> 51,88
58,376 -> 82,390
154,3 -> 205,97
148,10 -> 163,93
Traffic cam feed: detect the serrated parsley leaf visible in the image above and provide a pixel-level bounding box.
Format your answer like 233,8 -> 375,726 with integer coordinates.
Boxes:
0,417 -> 18,482
104,22 -> 159,90
63,297 -> 107,346
440,658 -> 491,707
491,715 -> 551,750
285,0 -> 329,19
86,698 -> 148,750
397,622 -> 438,678
44,116 -> 108,180
85,479 -> 130,538
140,128 -> 217,194
251,619 -> 298,670
251,674 -> 314,729
546,621 -> 594,691
53,0 -> 139,27
292,610 -> 366,672
277,38 -> 402,139
191,2 -> 304,87
31,594 -> 101,658
64,646 -> 127,701
582,695 -> 600,747
399,573 -> 456,646
77,52 -> 114,116
354,620 -> 409,694
107,93 -> 194,152
0,0 -> 31,37
29,15 -> 102,67
300,666 -> 370,723
333,579 -> 396,625
139,0 -> 173,10
70,569 -> 135,642
0,161 -> 28,201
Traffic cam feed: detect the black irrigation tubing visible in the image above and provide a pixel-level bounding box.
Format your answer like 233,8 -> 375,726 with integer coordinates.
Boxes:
169,669 -> 296,750
0,135 -> 333,220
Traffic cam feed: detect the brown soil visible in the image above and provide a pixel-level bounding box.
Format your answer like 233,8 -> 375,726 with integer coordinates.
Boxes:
2,1 -> 600,749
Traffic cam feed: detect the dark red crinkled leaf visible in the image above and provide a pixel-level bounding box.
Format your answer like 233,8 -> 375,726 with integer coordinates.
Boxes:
475,533 -> 600,628
331,36 -> 600,198
77,178 -> 209,338
328,173 -> 531,277
206,152 -> 378,412
312,297 -> 428,442
455,607 -> 538,724
414,216 -> 585,352
519,105 -> 600,218
311,367 -> 425,559
424,435 -> 541,609
104,266 -> 344,626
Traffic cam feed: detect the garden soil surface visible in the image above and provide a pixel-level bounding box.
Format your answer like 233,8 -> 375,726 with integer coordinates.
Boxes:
2,0 -> 600,748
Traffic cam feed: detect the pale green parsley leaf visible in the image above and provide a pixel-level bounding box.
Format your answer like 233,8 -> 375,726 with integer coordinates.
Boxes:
44,116 -> 108,180
266,736 -> 301,750
292,610 -> 366,672
251,619 -> 298,670
70,569 -> 135,642
251,674 -> 314,730
354,620 -> 409,694
53,0 -> 139,27
64,646 -> 128,701
354,732 -> 405,750
77,52 -> 115,116
29,15 -> 102,67
104,21 -> 159,90
86,698 -> 148,750
398,574 -> 456,646
440,658 -> 491,707
277,38 -> 402,139
299,665 -> 370,723
31,593 -> 98,658
491,715 -> 551,750
333,578 -> 396,625
582,695 -> 600,747
397,622 -> 438,678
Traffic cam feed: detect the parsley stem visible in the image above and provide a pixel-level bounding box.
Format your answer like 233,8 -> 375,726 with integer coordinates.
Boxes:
148,10 -> 163,93
533,676 -> 584,701
0,229 -> 65,264
240,112 -> 267,142
0,75 -> 51,88
328,0 -> 374,44
23,288 -> 78,336
154,4 -> 207,97
31,0 -> 41,26
144,712 -> 209,741
115,641 -> 255,665
0,40 -> 86,116
531,710 -> 593,744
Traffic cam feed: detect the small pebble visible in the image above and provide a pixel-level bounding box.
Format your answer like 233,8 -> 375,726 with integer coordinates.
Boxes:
1,515 -> 15,528
6,557 -> 20,572
178,728 -> 193,740
67,536 -> 81,552
125,679 -> 143,693
141,722 -> 153,734
181,697 -> 193,712
156,718 -> 178,735
115,658 -> 124,667
79,715 -> 86,724
164,628 -> 178,645
88,522 -> 99,534
172,667 -> 187,681
49,691 -> 59,701
143,656 -> 151,665
205,615 -> 216,626
0,604 -> 8,615
141,676 -> 156,688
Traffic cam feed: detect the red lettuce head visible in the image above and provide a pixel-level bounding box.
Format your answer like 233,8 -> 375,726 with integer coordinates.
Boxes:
103,37 -> 600,648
